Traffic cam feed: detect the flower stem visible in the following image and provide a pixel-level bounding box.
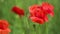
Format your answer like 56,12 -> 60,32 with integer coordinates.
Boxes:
46,23 -> 48,34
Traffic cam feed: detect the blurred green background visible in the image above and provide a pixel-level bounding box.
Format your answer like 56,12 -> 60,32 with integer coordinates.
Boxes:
0,0 -> 60,34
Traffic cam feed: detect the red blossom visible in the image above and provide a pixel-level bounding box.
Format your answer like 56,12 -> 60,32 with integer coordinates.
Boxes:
0,20 -> 9,29
0,20 -> 11,34
41,2 -> 54,17
12,6 -> 24,16
29,2 -> 54,24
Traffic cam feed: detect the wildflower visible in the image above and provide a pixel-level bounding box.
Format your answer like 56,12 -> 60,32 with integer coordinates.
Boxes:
29,2 -> 54,24
12,6 -> 24,16
41,2 -> 54,17
0,20 -> 11,34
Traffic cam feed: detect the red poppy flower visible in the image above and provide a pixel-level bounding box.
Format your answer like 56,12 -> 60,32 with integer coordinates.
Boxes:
12,6 -> 24,16
0,20 -> 11,34
29,2 -> 54,24
41,2 -> 54,17
0,20 -> 9,29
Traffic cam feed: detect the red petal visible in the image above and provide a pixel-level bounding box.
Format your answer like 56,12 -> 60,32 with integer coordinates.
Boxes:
30,17 -> 44,24
0,28 -> 11,34
42,2 -> 54,10
43,16 -> 48,22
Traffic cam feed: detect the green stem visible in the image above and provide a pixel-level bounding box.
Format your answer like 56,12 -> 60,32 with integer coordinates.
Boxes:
46,23 -> 48,34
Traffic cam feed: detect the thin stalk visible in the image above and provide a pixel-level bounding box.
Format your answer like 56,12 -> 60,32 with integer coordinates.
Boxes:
46,23 -> 48,34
